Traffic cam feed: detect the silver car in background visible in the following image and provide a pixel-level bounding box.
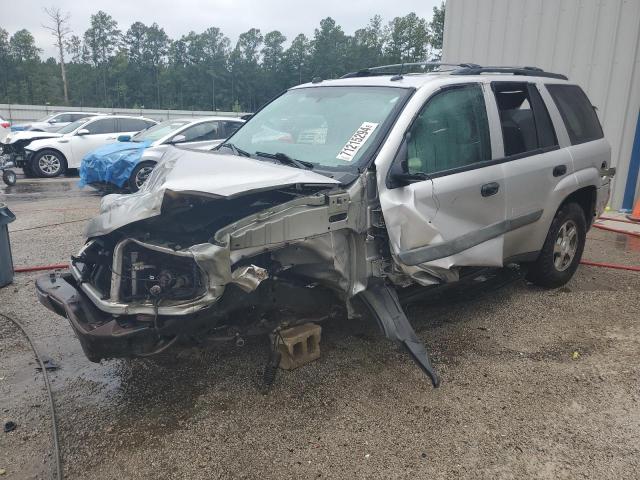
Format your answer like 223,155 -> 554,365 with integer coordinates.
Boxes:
11,111 -> 99,132
121,116 -> 244,190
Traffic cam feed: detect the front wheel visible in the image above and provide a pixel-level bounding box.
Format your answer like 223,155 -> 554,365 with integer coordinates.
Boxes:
32,149 -> 67,178
2,169 -> 16,186
526,202 -> 586,289
128,161 -> 156,192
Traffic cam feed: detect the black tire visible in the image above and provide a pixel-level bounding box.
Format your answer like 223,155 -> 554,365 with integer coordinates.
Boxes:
526,202 -> 586,289
32,149 -> 67,178
2,169 -> 16,186
22,161 -> 38,178
128,161 -> 156,192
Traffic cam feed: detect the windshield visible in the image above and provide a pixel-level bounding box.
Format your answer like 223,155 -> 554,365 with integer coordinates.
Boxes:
131,120 -> 190,143
57,118 -> 87,134
225,86 -> 411,169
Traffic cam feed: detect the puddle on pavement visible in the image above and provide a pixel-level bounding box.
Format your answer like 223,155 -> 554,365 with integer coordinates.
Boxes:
0,177 -> 102,201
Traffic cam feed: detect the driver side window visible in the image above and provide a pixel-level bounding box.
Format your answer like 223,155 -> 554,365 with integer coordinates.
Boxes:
406,84 -> 491,176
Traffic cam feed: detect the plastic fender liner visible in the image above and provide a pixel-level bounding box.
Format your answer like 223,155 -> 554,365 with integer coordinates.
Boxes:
358,280 -> 440,387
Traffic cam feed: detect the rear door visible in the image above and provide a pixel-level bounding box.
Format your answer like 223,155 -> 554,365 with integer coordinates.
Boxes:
69,118 -> 119,167
380,83 -> 507,279
490,81 -> 574,260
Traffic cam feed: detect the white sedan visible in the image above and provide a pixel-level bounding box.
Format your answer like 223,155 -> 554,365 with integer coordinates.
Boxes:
23,115 -> 157,177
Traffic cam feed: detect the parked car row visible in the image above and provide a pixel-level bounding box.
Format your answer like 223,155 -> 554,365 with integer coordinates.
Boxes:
0,113 -> 244,188
1,115 -> 156,178
79,116 -> 244,191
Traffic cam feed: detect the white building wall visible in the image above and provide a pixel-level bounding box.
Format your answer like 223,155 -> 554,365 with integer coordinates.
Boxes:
443,0 -> 640,209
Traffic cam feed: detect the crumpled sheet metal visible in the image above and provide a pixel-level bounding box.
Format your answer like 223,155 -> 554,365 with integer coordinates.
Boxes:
85,147 -> 339,239
79,140 -> 152,188
230,264 -> 269,292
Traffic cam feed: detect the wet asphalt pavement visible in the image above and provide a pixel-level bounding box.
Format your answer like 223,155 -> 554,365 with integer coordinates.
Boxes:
0,173 -> 639,479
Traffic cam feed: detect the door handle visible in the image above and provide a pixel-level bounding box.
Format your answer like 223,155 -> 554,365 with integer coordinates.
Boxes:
553,165 -> 567,177
481,182 -> 500,197
106,137 -> 116,140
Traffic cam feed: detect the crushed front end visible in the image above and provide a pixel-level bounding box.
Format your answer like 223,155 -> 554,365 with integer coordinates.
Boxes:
36,145 -> 440,386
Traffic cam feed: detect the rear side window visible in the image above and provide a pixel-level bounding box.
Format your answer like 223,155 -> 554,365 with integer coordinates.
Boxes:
179,121 -> 223,142
546,84 -> 604,145
223,121 -> 243,137
118,118 -> 151,132
492,82 -> 558,157
406,84 -> 492,175
85,118 -> 118,135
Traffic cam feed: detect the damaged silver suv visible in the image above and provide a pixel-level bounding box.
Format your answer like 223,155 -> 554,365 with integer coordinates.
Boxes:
36,63 -> 614,387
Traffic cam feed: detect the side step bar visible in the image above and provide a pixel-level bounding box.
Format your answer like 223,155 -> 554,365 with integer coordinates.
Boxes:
358,281 -> 440,387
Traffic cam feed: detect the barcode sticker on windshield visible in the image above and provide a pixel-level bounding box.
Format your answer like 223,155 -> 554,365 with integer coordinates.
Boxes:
336,122 -> 379,161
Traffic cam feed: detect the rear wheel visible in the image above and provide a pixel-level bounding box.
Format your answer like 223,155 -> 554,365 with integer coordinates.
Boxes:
526,202 -> 586,289
128,161 -> 156,192
32,149 -> 67,178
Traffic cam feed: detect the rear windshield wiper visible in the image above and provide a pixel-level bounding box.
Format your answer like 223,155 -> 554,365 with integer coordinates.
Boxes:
219,142 -> 251,157
255,151 -> 314,170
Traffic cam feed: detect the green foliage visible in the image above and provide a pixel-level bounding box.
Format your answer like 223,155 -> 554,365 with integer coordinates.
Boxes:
0,7 -> 446,110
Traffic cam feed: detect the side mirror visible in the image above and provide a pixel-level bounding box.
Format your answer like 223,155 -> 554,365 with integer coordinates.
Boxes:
388,132 -> 428,187
171,134 -> 186,144
117,135 -> 131,142
76,128 -> 90,136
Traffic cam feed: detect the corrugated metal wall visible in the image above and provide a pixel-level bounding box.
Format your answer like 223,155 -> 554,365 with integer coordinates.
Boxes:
442,0 -> 640,209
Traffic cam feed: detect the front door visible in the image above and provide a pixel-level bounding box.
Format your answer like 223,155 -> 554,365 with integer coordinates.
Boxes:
70,118 -> 119,167
379,83 -> 507,281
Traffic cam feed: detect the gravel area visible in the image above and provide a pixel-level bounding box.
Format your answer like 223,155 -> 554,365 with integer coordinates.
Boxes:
1,175 -> 639,479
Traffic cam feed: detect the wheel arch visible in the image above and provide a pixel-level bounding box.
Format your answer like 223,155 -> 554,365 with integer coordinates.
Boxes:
30,147 -> 69,177
558,186 -> 597,230
31,147 -> 69,165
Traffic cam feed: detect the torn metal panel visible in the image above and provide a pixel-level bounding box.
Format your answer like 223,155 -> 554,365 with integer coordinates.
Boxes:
231,265 -> 269,293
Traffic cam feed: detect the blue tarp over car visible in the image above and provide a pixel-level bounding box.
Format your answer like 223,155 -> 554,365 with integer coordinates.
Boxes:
79,141 -> 152,188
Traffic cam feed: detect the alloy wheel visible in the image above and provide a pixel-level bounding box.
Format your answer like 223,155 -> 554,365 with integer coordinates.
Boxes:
553,220 -> 578,272
39,154 -> 61,175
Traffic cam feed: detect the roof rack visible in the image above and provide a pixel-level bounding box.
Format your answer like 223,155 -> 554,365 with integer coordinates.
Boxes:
451,65 -> 568,80
340,62 -> 568,80
340,62 -> 481,78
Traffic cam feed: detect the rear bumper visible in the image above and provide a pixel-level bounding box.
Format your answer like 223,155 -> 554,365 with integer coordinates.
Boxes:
36,273 -> 175,362
595,181 -> 611,217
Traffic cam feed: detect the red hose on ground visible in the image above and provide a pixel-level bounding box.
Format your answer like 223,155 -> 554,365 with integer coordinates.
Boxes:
580,260 -> 640,272
14,263 -> 68,273
581,217 -> 640,272
597,216 -> 639,225
592,223 -> 640,238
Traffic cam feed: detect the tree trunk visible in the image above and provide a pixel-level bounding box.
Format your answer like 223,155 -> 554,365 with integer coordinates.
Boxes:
58,41 -> 69,104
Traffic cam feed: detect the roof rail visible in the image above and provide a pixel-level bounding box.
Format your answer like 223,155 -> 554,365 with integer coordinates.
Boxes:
340,62 -> 481,78
340,62 -> 568,80
452,65 -> 568,80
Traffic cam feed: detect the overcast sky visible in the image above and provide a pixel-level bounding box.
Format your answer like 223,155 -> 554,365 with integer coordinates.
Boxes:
4,0 -> 442,58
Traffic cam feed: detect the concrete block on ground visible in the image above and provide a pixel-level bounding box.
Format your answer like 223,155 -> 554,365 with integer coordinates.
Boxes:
276,323 -> 322,370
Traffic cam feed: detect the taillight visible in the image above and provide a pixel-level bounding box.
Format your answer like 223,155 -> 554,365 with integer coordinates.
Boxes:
0,122 -> 10,128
